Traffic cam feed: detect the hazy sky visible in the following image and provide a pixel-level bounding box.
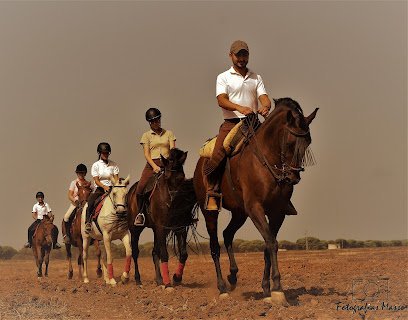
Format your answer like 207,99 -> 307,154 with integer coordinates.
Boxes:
0,1 -> 406,249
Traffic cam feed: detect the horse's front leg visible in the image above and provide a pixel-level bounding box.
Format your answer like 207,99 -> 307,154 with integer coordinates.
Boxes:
94,241 -> 102,278
249,203 -> 288,306
65,243 -> 73,279
157,228 -> 172,291
44,249 -> 50,277
173,229 -> 188,285
103,233 -> 116,286
120,231 -> 132,284
204,211 -> 228,298
130,226 -> 144,286
223,211 -> 247,290
152,230 -> 163,286
37,247 -> 44,278
82,235 -> 90,283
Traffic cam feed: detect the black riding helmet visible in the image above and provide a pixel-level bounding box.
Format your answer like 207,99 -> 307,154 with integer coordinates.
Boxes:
145,108 -> 161,122
97,142 -> 111,154
36,191 -> 44,198
75,163 -> 87,173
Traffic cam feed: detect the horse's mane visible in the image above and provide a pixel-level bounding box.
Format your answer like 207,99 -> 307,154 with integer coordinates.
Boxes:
261,97 -> 304,129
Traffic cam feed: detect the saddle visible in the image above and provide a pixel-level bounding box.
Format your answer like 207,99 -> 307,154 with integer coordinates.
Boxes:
199,116 -> 260,158
91,193 -> 109,220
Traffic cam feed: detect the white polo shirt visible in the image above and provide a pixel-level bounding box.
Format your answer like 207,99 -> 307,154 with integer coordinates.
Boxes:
216,66 -> 268,119
91,159 -> 119,188
32,202 -> 52,220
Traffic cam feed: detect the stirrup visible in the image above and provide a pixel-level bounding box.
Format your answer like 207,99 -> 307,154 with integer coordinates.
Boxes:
134,213 -> 145,226
85,222 -> 92,233
205,192 -> 222,211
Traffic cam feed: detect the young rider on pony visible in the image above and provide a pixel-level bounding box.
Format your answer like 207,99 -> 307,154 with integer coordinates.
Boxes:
24,192 -> 61,249
63,163 -> 92,244
134,107 -> 176,226
85,142 -> 119,233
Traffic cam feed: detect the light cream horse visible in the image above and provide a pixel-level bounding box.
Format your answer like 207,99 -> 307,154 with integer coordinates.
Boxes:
81,176 -> 131,286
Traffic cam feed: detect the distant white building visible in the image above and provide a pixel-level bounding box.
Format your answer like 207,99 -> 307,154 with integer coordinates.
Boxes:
328,243 -> 340,250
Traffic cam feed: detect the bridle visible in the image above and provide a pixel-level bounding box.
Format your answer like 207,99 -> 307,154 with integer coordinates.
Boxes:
108,185 -> 128,211
243,114 -> 311,185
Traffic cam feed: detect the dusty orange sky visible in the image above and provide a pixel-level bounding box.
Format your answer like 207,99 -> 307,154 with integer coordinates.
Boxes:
0,1 -> 406,248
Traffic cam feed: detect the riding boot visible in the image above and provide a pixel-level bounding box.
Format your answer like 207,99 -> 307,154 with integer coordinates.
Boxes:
51,225 -> 61,249
134,193 -> 146,226
85,204 -> 93,233
64,220 -> 71,244
204,172 -> 222,211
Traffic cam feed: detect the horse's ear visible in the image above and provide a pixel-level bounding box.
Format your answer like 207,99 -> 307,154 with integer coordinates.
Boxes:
305,108 -> 319,125
110,175 -> 118,185
161,154 -> 168,166
123,175 -> 130,186
179,151 -> 188,165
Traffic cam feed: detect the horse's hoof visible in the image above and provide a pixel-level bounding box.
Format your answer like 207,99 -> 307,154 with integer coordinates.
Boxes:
68,271 -> 73,280
96,268 -> 103,278
109,279 -> 117,287
219,293 -> 229,300
137,284 -> 143,289
160,285 -> 166,290
264,292 -> 289,306
165,285 -> 174,293
229,284 -> 236,291
173,273 -> 182,285
83,278 -> 89,284
121,275 -> 129,284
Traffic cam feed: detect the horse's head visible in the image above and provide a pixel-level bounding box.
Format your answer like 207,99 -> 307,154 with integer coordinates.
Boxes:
160,148 -> 188,189
76,181 -> 92,206
272,98 -> 318,185
109,175 -> 130,213
41,216 -> 54,247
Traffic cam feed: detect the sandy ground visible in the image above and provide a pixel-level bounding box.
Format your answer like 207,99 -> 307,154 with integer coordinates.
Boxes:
0,247 -> 407,320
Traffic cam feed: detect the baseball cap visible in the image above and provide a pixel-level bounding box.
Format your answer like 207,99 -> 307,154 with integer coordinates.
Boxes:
230,40 -> 249,54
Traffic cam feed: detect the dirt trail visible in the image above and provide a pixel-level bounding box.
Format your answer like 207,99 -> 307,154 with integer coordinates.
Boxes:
0,247 -> 407,319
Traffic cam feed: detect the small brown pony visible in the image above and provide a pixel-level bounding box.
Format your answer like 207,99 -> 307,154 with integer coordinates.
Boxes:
193,98 -> 318,305
61,181 -> 102,280
127,148 -> 197,289
32,215 -> 54,278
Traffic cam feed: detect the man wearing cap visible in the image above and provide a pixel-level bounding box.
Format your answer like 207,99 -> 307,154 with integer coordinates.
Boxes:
203,40 -> 272,211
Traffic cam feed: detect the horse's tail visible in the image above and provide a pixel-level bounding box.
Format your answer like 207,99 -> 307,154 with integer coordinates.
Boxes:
166,179 -> 200,256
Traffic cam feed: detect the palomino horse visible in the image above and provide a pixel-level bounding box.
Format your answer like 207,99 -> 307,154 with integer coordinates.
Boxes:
81,176 -> 131,286
32,215 -> 54,278
193,98 -> 318,304
127,148 -> 197,289
61,181 -> 103,280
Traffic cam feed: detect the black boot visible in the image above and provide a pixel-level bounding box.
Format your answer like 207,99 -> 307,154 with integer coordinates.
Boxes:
64,221 -> 71,244
134,194 -> 146,226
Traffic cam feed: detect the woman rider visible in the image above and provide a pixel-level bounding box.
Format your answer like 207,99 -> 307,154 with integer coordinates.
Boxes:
85,142 -> 119,233
134,108 -> 176,226
63,163 -> 91,244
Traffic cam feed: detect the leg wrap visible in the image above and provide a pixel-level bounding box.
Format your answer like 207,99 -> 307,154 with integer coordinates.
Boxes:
107,263 -> 114,279
125,256 -> 131,273
161,262 -> 170,285
175,262 -> 185,277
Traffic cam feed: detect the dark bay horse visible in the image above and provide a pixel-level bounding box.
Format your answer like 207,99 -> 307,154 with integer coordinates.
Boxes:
127,148 -> 197,290
193,98 -> 318,304
61,181 -> 102,280
32,215 -> 54,278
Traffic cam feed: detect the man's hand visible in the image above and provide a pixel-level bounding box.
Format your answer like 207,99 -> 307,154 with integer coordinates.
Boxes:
238,106 -> 254,116
103,185 -> 111,193
153,165 -> 162,174
258,105 -> 270,118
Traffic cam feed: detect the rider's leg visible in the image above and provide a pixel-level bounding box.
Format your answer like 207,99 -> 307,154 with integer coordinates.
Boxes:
63,203 -> 76,243
25,219 -> 40,248
51,225 -> 61,249
85,188 -> 104,232
204,120 -> 237,210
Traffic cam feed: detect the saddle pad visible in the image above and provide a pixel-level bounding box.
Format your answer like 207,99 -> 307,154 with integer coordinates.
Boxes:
92,193 -> 108,220
199,121 -> 244,158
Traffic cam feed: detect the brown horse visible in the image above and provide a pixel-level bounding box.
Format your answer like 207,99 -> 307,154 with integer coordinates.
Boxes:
32,215 -> 54,278
127,148 -> 197,289
61,181 -> 102,280
193,98 -> 318,304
